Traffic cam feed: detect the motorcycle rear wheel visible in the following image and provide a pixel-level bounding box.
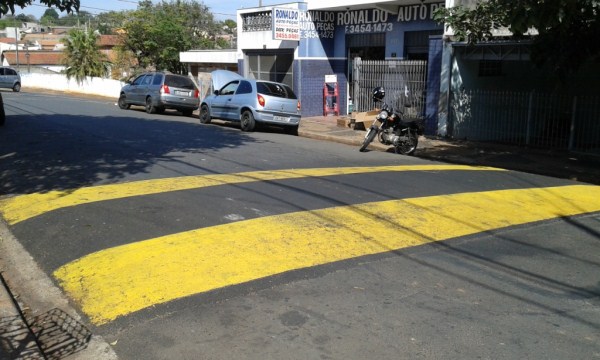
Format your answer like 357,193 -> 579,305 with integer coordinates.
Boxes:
359,128 -> 377,152
395,132 -> 418,155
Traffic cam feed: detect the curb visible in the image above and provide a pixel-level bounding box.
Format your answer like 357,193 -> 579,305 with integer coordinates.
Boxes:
0,219 -> 118,360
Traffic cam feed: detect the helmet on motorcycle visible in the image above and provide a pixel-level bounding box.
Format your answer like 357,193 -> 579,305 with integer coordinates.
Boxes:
372,87 -> 385,102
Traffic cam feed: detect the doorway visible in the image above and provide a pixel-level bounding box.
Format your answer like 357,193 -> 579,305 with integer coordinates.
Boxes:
347,33 -> 386,113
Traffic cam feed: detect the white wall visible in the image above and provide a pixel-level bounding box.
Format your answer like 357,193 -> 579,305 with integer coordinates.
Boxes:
21,73 -> 124,98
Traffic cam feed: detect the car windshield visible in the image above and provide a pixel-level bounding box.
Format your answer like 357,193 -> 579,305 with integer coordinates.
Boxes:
165,75 -> 195,90
256,82 -> 297,99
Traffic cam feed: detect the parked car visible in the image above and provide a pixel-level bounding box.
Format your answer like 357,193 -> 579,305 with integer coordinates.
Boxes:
118,72 -> 199,116
199,70 -> 301,134
0,66 -> 21,92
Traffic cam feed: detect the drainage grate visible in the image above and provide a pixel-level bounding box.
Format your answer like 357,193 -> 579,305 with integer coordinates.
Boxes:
1,308 -> 91,360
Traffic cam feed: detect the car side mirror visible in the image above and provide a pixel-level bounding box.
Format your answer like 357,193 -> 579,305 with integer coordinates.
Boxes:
214,90 -> 219,96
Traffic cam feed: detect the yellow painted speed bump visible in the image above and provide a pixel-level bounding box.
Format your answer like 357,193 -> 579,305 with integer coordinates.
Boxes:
0,165 -> 502,225
54,185 -> 600,325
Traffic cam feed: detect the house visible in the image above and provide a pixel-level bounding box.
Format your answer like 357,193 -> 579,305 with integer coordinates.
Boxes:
1,33 -> 129,76
1,50 -> 65,73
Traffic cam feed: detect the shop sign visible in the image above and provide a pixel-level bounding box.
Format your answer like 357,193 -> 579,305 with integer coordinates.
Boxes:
272,8 -> 300,41
298,2 -> 444,38
300,11 -> 335,39
397,3 -> 445,22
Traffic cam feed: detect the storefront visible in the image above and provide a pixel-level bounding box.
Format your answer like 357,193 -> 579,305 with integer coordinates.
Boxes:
182,1 -> 445,123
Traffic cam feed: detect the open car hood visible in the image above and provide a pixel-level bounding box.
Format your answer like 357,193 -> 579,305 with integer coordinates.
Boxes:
211,70 -> 244,91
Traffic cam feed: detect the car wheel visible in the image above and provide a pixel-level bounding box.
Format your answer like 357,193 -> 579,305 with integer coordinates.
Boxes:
240,110 -> 256,132
118,94 -> 130,109
12,83 -> 21,92
145,97 -> 156,114
181,109 -> 193,117
199,105 -> 211,124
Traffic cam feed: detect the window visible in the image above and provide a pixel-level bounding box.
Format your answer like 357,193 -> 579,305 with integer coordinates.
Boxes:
236,80 -> 253,94
152,73 -> 164,85
247,52 -> 294,88
132,75 -> 146,85
257,81 -> 297,99
165,75 -> 195,89
219,81 -> 239,95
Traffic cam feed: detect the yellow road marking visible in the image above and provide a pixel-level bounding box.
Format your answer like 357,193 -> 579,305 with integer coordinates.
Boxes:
54,185 -> 600,325
0,165 -> 501,225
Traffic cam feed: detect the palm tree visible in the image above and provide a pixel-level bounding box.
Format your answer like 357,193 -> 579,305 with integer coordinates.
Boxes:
61,28 -> 110,84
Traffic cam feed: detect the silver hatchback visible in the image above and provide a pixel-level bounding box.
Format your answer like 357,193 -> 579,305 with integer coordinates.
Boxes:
0,67 -> 21,92
199,70 -> 301,134
118,72 -> 199,116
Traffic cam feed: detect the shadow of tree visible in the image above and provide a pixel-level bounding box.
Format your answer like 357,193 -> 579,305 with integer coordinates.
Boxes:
0,113 -> 256,195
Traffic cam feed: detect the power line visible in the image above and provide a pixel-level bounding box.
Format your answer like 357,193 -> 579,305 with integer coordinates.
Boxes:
20,2 -> 235,19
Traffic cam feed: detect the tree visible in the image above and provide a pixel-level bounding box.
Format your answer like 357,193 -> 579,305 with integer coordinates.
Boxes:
94,10 -> 129,35
15,13 -> 35,22
61,28 -> 110,84
0,0 -> 79,126
0,1 -> 78,18
40,8 -> 59,25
222,19 -> 236,33
434,0 -> 600,80
121,0 -> 218,73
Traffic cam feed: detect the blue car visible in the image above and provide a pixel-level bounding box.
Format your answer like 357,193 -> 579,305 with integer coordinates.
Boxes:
199,70 -> 301,134
0,67 -> 21,92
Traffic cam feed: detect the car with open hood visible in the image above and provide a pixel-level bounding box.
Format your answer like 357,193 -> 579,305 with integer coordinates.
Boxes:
199,70 -> 301,134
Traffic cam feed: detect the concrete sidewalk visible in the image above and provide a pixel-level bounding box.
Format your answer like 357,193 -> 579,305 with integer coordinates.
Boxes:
298,115 -> 600,185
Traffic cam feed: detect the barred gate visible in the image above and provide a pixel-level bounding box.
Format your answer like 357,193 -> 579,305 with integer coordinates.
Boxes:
450,89 -> 600,154
352,58 -> 427,119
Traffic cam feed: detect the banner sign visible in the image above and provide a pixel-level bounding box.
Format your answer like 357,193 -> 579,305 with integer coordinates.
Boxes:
272,8 -> 300,41
299,3 -> 444,38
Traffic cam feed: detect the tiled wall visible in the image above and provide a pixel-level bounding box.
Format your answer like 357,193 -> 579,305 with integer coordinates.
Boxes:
297,59 -> 347,117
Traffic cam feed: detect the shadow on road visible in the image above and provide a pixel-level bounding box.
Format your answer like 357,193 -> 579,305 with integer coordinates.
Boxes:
0,113 -> 257,195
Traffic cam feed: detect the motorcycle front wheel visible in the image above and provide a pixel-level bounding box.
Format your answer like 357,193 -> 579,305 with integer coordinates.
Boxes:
395,131 -> 418,155
359,128 -> 377,152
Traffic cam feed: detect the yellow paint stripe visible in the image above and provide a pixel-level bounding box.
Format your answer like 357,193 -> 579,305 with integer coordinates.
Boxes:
0,165 -> 501,225
54,185 -> 600,325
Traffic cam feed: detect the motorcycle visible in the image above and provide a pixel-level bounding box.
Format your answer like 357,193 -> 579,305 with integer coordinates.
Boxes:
359,87 -> 422,155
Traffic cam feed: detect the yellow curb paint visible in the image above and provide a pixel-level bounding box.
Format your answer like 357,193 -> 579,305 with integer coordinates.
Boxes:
0,165 -> 501,225
54,185 -> 600,325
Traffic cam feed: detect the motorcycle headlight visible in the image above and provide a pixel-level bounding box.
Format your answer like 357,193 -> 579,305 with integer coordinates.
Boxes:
377,110 -> 388,120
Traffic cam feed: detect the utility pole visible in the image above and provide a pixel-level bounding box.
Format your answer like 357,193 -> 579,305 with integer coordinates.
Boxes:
14,25 -> 20,71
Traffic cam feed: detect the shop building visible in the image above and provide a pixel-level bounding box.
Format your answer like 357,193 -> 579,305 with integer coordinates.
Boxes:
181,0 -> 445,134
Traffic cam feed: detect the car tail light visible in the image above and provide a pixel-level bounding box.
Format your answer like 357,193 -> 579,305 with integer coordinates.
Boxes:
194,89 -> 199,98
257,94 -> 265,107
161,85 -> 170,94
297,101 -> 301,111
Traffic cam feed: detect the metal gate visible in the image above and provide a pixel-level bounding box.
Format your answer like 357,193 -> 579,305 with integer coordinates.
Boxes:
352,58 -> 427,119
449,89 -> 600,154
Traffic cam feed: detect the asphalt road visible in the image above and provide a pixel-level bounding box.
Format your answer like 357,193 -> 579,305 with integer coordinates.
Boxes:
1,91 -> 599,360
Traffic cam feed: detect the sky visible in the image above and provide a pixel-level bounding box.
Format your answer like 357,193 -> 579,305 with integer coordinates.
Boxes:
19,0 -> 288,21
